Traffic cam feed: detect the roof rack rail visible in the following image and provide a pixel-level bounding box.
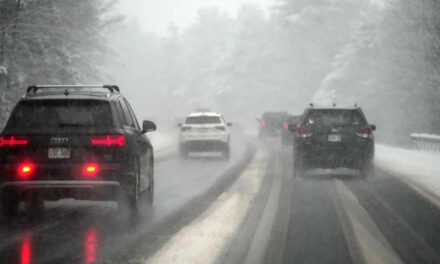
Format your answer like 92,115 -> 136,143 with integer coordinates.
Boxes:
26,84 -> 120,95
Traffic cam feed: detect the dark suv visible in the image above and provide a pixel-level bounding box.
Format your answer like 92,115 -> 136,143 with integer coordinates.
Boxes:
258,112 -> 289,138
292,106 -> 375,177
281,115 -> 302,145
0,85 -> 156,217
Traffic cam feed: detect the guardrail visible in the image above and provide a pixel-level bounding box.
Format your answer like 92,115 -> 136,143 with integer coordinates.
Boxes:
411,133 -> 440,152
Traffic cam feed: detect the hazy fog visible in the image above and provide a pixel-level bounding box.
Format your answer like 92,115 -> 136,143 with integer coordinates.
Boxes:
2,0 -> 439,146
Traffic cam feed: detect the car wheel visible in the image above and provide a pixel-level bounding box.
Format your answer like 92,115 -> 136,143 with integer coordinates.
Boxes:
1,192 -> 19,218
223,144 -> 230,159
118,159 -> 140,213
294,162 -> 305,178
179,144 -> 188,159
359,162 -> 375,179
146,157 -> 154,205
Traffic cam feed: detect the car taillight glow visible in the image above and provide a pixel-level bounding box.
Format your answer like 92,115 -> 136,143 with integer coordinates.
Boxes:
17,162 -> 35,180
83,163 -> 99,178
357,125 -> 373,138
0,136 -> 29,147
261,120 -> 266,127
297,125 -> 312,138
90,135 -> 125,146
284,123 -> 289,130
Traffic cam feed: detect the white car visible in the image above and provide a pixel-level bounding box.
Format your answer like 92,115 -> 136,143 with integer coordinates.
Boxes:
179,112 -> 232,158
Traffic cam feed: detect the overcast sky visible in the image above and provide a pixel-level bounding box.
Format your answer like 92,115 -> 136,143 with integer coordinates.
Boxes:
117,0 -> 276,34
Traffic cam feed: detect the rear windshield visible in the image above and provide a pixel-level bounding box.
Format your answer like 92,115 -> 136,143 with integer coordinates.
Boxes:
304,110 -> 365,127
288,116 -> 302,124
185,116 -> 221,124
7,100 -> 113,129
262,112 -> 289,122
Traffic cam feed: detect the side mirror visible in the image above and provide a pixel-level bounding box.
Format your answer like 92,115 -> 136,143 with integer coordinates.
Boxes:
288,124 -> 297,132
142,120 -> 156,133
177,123 -> 182,127
370,124 -> 376,131
227,122 -> 233,127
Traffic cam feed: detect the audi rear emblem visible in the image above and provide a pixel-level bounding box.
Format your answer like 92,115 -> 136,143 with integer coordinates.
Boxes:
50,137 -> 69,144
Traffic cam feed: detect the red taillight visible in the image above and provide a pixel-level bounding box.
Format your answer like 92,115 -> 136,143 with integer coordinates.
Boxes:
283,123 -> 289,130
298,125 -> 308,134
361,125 -> 372,134
17,162 -> 35,180
357,125 -> 373,138
0,136 -> 29,147
90,135 -> 125,146
83,163 -> 99,178
261,120 -> 266,127
297,125 -> 311,138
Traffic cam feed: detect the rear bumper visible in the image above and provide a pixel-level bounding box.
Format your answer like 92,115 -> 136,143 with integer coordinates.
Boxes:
181,140 -> 229,152
295,142 -> 374,169
0,180 -> 121,201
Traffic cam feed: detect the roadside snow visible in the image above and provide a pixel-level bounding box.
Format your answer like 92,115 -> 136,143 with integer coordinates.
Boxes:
375,144 -> 440,200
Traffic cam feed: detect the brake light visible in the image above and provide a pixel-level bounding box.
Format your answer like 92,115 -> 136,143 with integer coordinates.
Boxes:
90,135 -> 125,146
298,125 -> 307,134
261,120 -> 266,127
357,125 -> 373,138
83,163 -> 99,178
17,162 -> 35,180
284,123 -> 289,130
297,125 -> 312,138
0,136 -> 29,146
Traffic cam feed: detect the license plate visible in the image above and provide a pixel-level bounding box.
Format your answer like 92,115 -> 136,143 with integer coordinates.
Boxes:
48,148 -> 71,159
328,134 -> 341,142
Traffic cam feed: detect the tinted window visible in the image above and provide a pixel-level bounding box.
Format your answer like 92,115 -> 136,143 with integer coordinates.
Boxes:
185,116 -> 221,124
120,99 -> 135,127
7,100 -> 113,128
262,112 -> 289,122
124,99 -> 140,130
305,110 -> 365,127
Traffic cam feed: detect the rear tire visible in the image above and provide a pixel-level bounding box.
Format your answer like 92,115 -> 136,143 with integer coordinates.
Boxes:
223,144 -> 230,160
359,162 -> 375,179
118,159 -> 140,213
294,162 -> 305,178
179,144 -> 188,159
146,158 -> 154,205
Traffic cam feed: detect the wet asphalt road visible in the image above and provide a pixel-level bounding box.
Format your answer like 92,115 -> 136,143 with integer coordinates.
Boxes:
2,135 -> 440,264
0,133 -> 251,264
241,139 -> 440,264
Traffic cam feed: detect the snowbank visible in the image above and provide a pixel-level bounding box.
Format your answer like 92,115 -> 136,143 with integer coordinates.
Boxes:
375,144 -> 440,199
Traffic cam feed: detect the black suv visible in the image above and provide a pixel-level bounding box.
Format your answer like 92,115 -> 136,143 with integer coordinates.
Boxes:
258,112 -> 289,138
292,106 -> 375,177
281,114 -> 302,145
0,85 -> 156,217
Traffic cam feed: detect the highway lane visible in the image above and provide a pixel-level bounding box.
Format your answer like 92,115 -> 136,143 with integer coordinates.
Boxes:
224,139 -> 440,264
0,132 -> 253,264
